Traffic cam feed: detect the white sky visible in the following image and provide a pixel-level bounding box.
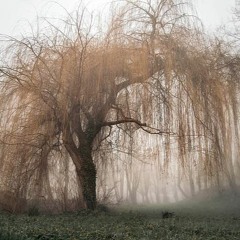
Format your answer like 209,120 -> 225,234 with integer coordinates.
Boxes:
0,0 -> 236,36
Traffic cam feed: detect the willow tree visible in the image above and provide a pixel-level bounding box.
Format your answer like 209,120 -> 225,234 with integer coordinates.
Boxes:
0,0 -> 238,210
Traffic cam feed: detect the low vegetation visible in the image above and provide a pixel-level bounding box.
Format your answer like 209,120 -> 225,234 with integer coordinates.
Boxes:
0,196 -> 240,240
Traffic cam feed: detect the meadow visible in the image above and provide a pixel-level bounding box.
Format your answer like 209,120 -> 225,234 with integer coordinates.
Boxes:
0,194 -> 240,240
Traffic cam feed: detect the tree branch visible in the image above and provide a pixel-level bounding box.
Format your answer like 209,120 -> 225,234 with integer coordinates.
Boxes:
102,118 -> 147,127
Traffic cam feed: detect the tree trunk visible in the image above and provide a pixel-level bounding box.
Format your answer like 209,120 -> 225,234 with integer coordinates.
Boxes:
64,142 -> 97,210
63,155 -> 69,212
75,155 -> 97,210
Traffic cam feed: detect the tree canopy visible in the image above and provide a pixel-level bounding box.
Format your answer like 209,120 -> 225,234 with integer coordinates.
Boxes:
0,0 -> 240,211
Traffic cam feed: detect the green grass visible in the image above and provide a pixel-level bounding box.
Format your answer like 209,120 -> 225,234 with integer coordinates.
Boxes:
0,196 -> 240,240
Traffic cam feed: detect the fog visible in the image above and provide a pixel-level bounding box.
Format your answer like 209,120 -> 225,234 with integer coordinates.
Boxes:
0,0 -> 236,36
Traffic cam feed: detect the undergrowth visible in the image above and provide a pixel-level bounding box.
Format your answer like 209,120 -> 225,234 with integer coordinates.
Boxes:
0,197 -> 240,240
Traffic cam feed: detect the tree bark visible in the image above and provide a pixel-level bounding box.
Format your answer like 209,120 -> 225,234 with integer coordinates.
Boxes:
76,152 -> 97,210
63,136 -> 97,210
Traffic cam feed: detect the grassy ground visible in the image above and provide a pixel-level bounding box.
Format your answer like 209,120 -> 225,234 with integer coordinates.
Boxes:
0,196 -> 240,240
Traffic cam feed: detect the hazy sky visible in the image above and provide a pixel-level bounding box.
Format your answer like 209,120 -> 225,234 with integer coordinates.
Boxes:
0,0 -> 236,36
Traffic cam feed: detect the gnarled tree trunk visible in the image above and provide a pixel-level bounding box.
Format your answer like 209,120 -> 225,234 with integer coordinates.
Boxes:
64,134 -> 97,210
76,151 -> 97,210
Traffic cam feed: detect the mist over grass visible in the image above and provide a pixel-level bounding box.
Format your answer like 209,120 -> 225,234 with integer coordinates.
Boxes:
115,189 -> 240,218
0,192 -> 240,239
